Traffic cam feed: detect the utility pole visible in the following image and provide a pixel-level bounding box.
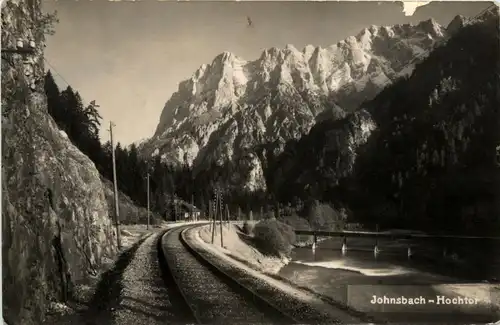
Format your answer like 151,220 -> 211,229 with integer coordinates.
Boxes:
191,193 -> 195,222
219,188 -> 224,248
209,200 -> 213,232
211,190 -> 217,244
174,194 -> 178,222
109,121 -> 121,250
146,172 -> 150,230
191,175 -> 196,222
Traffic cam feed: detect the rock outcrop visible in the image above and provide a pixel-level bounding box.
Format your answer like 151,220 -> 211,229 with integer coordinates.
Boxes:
2,1 -> 118,324
266,109 -> 376,200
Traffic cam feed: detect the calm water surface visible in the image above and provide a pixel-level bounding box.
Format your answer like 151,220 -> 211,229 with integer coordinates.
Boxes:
285,236 -> 500,281
278,237 -> 500,323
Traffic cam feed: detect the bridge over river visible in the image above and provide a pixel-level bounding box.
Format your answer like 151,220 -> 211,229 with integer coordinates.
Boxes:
277,229 -> 500,323
292,229 -> 500,281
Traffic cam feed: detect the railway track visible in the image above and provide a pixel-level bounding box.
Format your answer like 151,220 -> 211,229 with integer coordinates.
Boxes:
160,224 -> 297,324
179,225 -> 361,324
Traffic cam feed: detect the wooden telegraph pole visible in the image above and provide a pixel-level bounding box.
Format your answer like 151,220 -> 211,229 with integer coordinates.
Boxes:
109,121 -> 121,249
219,188 -> 224,248
211,190 -> 217,244
208,200 -> 212,230
174,194 -> 178,222
146,172 -> 150,230
208,200 -> 213,232
191,193 -> 195,222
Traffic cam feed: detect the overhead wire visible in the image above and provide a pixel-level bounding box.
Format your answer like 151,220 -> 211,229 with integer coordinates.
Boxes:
43,57 -> 94,108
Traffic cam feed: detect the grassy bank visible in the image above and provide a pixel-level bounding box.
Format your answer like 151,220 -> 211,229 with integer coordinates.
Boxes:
199,221 -> 292,274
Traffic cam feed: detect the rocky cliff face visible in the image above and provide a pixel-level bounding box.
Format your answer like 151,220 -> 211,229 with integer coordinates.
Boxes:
141,18 -> 448,190
266,109 -> 376,200
2,1 -> 118,324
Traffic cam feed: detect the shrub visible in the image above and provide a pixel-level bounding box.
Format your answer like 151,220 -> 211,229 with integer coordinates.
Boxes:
262,210 -> 276,220
280,213 -> 313,244
307,200 -> 346,231
276,220 -> 296,244
280,213 -> 310,229
253,219 -> 296,257
242,220 -> 254,235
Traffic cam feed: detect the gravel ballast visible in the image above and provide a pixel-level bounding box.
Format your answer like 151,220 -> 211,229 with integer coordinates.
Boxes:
161,225 -> 293,324
83,231 -> 196,325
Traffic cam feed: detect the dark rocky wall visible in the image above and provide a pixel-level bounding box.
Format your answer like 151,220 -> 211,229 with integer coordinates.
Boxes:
2,1 -> 118,324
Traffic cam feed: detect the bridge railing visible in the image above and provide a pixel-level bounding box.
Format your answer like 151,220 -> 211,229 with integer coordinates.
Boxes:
294,229 -> 500,259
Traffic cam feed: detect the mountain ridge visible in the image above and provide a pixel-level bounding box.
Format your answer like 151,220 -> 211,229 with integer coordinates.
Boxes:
140,14 -> 479,191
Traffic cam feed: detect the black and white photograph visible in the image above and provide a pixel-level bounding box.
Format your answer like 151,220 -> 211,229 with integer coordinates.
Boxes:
2,0 -> 500,324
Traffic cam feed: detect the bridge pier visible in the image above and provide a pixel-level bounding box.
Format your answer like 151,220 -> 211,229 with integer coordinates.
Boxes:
291,230 -> 499,265
312,234 -> 317,252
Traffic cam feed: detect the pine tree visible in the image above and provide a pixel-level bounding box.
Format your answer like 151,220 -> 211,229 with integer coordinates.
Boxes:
44,71 -> 64,129
83,100 -> 102,140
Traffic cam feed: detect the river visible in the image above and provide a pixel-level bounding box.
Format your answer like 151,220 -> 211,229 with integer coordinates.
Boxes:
278,236 -> 500,323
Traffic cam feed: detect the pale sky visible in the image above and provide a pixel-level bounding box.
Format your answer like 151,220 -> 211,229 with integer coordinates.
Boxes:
42,0 -> 493,145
